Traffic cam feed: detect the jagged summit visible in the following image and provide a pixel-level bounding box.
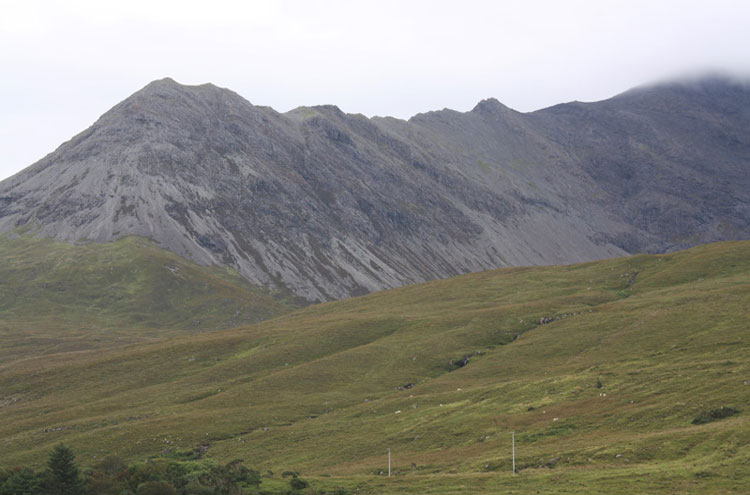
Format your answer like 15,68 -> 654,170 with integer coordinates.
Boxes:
1,76 -> 748,302
117,77 -> 253,114
104,78 -> 259,130
143,76 -> 182,87
137,76 -> 231,94
471,97 -> 514,114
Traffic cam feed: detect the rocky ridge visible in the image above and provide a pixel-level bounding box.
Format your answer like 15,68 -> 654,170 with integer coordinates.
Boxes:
0,76 -> 748,301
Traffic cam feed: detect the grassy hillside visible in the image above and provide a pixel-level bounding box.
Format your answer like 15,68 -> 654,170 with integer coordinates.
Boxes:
0,234 -> 300,361
1,241 -> 748,493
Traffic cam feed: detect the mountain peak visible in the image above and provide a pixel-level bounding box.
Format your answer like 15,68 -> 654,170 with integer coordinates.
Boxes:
133,77 -> 228,98
471,97 -> 514,116
101,77 -> 255,129
149,76 -> 180,86
137,77 -> 192,95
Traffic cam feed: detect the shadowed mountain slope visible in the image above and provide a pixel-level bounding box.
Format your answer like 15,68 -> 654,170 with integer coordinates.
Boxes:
0,77 -> 748,301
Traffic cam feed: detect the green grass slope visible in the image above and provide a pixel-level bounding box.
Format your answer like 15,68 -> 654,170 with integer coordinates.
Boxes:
0,234 -> 300,361
1,241 -> 748,493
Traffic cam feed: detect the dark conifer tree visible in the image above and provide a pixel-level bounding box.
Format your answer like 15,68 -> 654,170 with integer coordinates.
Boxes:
0,467 -> 43,495
44,444 -> 84,495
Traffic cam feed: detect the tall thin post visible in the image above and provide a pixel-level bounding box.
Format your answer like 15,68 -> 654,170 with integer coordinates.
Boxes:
388,448 -> 391,477
512,432 -> 515,474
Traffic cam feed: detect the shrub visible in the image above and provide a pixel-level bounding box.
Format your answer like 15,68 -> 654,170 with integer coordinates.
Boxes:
692,406 -> 740,425
289,476 -> 309,491
197,459 -> 259,495
125,460 -> 169,493
92,456 -> 128,477
136,480 -> 177,495
182,480 -> 214,495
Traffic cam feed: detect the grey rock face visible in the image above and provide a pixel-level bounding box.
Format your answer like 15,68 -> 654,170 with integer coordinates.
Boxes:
1,77 -> 748,302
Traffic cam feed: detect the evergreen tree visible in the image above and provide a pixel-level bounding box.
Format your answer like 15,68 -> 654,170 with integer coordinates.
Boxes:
44,444 -> 84,495
0,468 -> 43,495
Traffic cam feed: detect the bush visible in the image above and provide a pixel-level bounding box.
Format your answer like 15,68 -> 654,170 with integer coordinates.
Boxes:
197,460 -> 259,495
93,455 -> 128,477
125,460 -> 169,493
692,406 -> 740,424
182,480 -> 214,495
289,476 -> 309,491
136,480 -> 177,495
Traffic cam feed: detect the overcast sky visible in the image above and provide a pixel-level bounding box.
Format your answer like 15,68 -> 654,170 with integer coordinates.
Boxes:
2,0 -> 750,181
